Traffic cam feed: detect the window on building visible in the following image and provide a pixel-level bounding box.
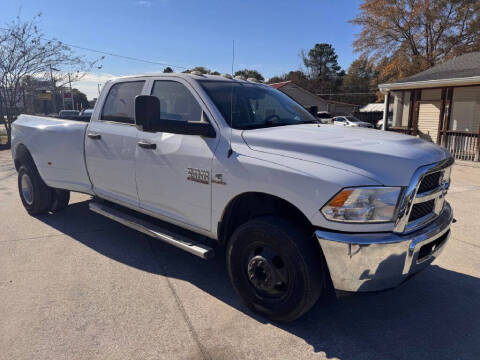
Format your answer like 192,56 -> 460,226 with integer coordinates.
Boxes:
450,86 -> 480,132
391,91 -> 411,127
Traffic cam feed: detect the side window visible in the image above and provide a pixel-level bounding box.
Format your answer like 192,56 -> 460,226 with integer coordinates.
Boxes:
151,80 -> 202,122
101,81 -> 145,124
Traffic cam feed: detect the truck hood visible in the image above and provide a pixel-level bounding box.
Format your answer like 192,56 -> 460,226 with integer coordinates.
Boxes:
241,124 -> 451,185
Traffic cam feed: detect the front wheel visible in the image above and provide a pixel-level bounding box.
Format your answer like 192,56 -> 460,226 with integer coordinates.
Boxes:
226,217 -> 325,322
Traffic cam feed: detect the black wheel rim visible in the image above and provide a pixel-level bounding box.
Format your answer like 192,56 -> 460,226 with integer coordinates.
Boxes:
242,242 -> 293,302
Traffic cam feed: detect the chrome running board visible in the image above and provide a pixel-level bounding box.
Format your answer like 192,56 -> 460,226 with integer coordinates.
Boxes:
89,202 -> 214,260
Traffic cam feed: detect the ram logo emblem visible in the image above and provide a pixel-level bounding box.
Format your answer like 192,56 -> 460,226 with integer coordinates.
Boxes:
187,168 -> 210,184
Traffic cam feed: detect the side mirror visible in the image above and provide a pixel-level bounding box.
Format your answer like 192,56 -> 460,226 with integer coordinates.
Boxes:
135,95 -> 160,132
308,105 -> 318,117
135,95 -> 215,138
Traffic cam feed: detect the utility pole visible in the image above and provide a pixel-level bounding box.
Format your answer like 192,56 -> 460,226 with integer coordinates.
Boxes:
49,64 -> 57,114
97,83 -> 101,96
0,89 -> 4,124
68,73 -> 75,110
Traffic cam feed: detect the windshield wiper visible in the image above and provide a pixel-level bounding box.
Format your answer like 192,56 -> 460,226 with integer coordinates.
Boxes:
240,122 -> 295,130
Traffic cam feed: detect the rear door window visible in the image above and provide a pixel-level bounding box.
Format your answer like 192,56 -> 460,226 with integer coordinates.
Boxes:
151,80 -> 202,122
101,81 -> 145,124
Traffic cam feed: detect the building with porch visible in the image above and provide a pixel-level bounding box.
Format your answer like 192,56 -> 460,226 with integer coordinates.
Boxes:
379,52 -> 480,161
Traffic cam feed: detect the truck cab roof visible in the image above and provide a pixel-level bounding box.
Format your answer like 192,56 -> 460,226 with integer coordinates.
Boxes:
112,72 -> 266,85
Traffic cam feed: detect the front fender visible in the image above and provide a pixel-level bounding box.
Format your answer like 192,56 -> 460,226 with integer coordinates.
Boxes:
211,143 -> 382,236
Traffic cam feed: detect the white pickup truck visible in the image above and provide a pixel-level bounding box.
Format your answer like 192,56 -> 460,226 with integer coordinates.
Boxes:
11,73 -> 453,322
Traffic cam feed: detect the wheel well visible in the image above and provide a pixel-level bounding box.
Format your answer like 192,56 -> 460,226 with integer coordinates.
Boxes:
13,144 -> 36,171
218,192 -> 314,244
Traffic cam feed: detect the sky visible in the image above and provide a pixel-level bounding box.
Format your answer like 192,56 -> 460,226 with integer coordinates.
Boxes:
1,0 -> 363,99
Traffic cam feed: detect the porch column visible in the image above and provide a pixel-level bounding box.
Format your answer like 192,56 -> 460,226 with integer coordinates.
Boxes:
441,88 -> 453,146
382,92 -> 390,131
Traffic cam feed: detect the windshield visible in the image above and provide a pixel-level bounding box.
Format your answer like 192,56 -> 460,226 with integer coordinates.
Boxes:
199,81 -> 317,130
346,116 -> 361,122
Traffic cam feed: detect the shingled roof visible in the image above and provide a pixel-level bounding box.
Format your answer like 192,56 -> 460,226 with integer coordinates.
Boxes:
379,52 -> 480,91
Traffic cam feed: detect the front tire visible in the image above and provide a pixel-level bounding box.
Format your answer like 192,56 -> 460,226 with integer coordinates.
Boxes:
18,165 -> 52,215
226,217 -> 324,322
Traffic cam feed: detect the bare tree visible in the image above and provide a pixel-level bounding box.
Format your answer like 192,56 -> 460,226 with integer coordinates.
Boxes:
351,0 -> 480,81
0,13 -> 102,146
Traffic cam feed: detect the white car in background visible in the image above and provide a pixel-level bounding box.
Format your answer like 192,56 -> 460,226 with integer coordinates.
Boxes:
58,110 -> 80,118
333,116 -> 374,128
376,118 -> 393,129
316,111 -> 333,124
80,109 -> 94,116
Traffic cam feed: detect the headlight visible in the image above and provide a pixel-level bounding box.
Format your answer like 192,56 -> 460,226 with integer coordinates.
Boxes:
321,187 -> 401,223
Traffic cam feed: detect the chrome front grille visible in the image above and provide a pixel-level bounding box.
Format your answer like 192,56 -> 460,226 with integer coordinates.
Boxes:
418,172 -> 442,193
409,199 -> 435,221
394,157 -> 454,233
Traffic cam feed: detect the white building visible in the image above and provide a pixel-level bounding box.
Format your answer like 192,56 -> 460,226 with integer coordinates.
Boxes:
379,52 -> 480,161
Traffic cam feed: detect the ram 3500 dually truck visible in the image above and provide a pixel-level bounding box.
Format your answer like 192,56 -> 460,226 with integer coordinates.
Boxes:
11,73 -> 453,322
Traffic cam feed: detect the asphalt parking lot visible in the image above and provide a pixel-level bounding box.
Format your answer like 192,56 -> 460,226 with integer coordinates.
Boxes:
1,148 -> 479,360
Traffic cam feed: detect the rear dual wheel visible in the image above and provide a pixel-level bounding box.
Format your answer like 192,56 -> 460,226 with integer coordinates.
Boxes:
18,165 -> 70,215
50,188 -> 70,212
227,216 -> 325,323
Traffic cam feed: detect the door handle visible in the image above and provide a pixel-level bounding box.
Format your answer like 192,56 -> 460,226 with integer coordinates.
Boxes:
137,141 -> 156,150
87,133 -> 101,140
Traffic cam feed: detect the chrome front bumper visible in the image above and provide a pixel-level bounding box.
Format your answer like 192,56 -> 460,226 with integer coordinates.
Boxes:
316,202 -> 453,292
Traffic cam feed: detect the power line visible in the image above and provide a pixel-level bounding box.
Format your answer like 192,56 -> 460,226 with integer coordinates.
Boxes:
0,27 -> 190,70
60,42 -> 190,70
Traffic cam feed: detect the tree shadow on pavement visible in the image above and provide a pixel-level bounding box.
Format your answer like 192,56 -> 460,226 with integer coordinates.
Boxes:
37,200 -> 480,360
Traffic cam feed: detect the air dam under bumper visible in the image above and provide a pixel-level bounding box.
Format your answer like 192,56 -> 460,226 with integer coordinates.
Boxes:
316,202 -> 452,292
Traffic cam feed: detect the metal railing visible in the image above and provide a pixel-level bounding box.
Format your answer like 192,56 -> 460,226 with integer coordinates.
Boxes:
444,131 -> 479,161
388,127 -> 480,162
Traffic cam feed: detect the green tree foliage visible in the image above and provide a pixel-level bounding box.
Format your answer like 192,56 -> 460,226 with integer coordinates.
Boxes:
72,89 -> 89,110
267,71 -> 311,90
182,66 -> 220,75
163,66 -> 174,73
234,69 -> 265,81
267,75 -> 284,84
302,43 -> 342,78
301,43 -> 344,95
340,57 -> 377,105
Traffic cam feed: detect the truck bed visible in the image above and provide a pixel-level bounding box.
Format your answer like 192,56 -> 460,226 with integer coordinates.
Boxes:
12,114 -> 93,194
